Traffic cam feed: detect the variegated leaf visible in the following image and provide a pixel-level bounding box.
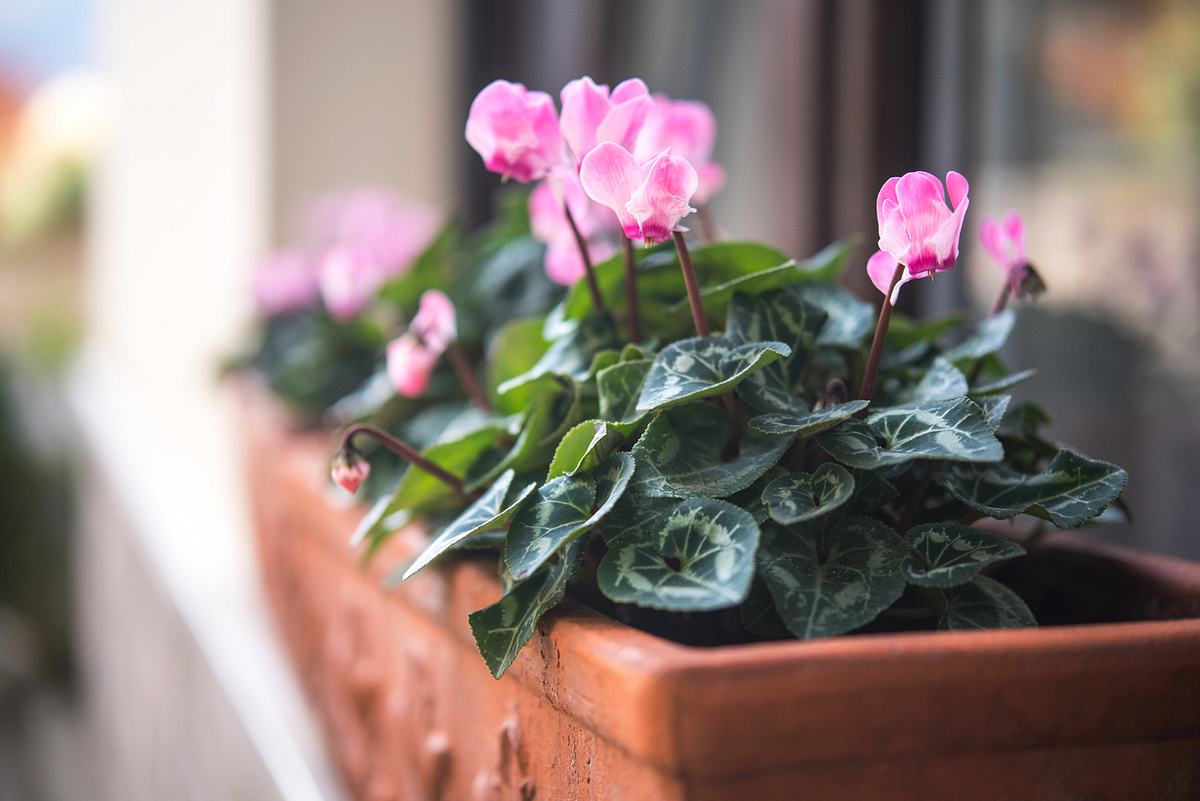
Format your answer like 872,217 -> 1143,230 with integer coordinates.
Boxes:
597,498 -> 760,611
748,399 -> 869,436
636,336 -> 791,412
942,310 -> 1015,362
899,357 -> 968,403
546,419 -> 622,479
596,358 -> 652,434
817,398 -> 1003,469
726,289 -> 827,387
763,464 -> 855,524
938,575 -> 1036,630
975,394 -> 1011,431
902,523 -> 1024,587
792,284 -> 876,349
969,368 -> 1037,396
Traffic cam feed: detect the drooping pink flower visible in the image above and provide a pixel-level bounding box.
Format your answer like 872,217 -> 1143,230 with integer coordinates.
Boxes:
634,96 -> 725,204
331,447 -> 370,494
253,249 -> 318,316
579,144 -> 698,244
305,189 -> 441,278
528,170 -> 618,285
868,170 -> 970,300
465,80 -> 565,183
559,77 -> 652,165
387,334 -> 440,398
317,243 -> 386,320
410,290 -> 458,354
979,211 -> 1028,295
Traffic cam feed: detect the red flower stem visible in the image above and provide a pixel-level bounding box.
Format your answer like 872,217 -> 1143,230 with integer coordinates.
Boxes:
857,263 -> 904,405
621,235 -> 641,343
562,201 -> 606,313
340,423 -> 467,497
672,231 -> 710,337
445,342 -> 492,412
969,281 -> 1014,384
698,206 -> 718,243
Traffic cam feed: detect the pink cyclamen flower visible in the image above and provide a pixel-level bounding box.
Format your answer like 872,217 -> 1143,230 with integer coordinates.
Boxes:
331,448 -> 370,494
634,96 -> 725,205
387,335 -> 440,398
410,290 -> 458,354
559,77 -> 652,164
867,170 -> 970,301
305,189 -> 441,279
317,243 -> 385,320
979,212 -> 1028,295
465,80 -> 565,183
253,249 -> 318,316
529,171 -> 618,285
579,144 -> 698,244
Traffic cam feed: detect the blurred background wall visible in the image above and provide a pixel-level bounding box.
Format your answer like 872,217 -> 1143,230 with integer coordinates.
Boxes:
1,0 -> 1198,799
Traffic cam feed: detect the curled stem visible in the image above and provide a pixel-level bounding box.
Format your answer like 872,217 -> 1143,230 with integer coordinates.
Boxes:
857,263 -> 905,405
562,202 -> 606,313
339,424 -> 467,497
621,235 -> 641,343
445,342 -> 492,412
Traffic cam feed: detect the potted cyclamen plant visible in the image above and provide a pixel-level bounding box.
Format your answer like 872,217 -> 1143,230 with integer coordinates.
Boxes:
241,76 -> 1200,801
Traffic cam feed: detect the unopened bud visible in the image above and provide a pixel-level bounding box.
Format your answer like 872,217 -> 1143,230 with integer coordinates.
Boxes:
331,446 -> 370,495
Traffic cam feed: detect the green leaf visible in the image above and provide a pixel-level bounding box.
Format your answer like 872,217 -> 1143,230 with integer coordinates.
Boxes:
763,464 -> 855,524
596,358 -> 652,434
487,318 -> 549,413
938,575 -> 1036,630
938,448 -> 1128,528
497,313 -> 620,397
597,498 -> 760,611
847,469 -> 899,512
546,419 -> 622,479
469,536 -> 588,678
635,336 -> 791,412
725,289 -> 827,387
969,368 -> 1037,396
631,403 -> 793,498
599,493 -> 682,546
902,523 -> 1024,587
748,399 -> 869,436
976,394 -> 1011,431
899,357 -> 968,403
756,516 -> 908,639
399,470 -> 536,581
505,453 -> 634,581
740,576 -> 791,638
792,284 -> 875,349
942,310 -> 1015,362
465,383 -> 584,489
886,312 -> 966,349
817,398 -> 1003,469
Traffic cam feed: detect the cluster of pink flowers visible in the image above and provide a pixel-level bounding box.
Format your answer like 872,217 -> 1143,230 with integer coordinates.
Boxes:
252,188 -> 441,320
386,289 -> 458,398
466,77 -> 724,285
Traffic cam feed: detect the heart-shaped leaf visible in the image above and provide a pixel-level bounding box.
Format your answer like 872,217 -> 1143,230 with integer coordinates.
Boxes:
469,536 -> 588,678
756,516 -> 908,639
635,336 -> 791,412
942,310 -> 1015,362
399,470 -> 536,581
899,357 -> 968,403
597,358 -> 652,434
726,289 -> 827,387
505,453 -> 634,580
938,448 -> 1128,528
546,420 -> 623,479
497,313 -> 620,397
902,523 -> 1024,587
632,402 -> 793,498
937,575 -> 1036,630
748,399 -> 869,436
597,498 -> 760,611
817,398 -> 1003,469
792,284 -> 876,349
763,463 -> 855,524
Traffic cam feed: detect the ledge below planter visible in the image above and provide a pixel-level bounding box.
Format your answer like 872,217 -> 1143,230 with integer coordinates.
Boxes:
240,384 -> 1200,801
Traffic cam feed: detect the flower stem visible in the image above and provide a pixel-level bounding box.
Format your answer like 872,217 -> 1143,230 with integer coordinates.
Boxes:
672,231 -> 709,337
340,423 -> 467,497
445,342 -> 491,412
621,235 -> 641,343
857,263 -> 904,404
562,202 -> 606,313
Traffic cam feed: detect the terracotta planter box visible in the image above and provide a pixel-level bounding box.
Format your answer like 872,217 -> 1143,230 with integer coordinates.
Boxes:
240,385 -> 1200,801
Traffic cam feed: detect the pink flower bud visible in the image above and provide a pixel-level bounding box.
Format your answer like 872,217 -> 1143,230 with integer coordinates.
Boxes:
410,290 -> 457,354
559,77 -> 652,165
253,249 -> 317,316
465,80 -> 565,183
317,243 -> 385,320
579,144 -> 698,245
634,96 -> 725,204
979,211 -> 1028,296
387,334 -> 439,398
331,447 -> 370,494
868,170 -> 970,300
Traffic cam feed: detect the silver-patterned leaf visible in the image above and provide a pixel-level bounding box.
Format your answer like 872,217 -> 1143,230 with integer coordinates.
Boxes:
597,498 -> 760,611
756,516 -> 908,639
635,336 -> 791,412
504,453 -> 634,580
546,419 -> 622,479
631,402 -> 793,498
726,289 -> 827,386
938,575 -> 1036,630
399,470 -> 536,581
792,284 -> 876,348
938,448 -> 1128,528
748,399 -> 869,436
902,523 -> 1024,587
597,358 -> 652,433
899,357 -> 968,403
942,310 -> 1015,362
975,394 -> 1011,431
469,537 -> 587,678
817,398 -> 1003,469
969,368 -> 1037,396
763,464 -> 855,524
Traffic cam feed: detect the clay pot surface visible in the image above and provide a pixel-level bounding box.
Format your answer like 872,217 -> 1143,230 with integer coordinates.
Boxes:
240,383 -> 1200,801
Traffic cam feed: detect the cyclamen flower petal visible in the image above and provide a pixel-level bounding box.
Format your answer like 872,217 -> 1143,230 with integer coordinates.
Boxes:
304,189 -> 440,278
318,243 -> 384,320
410,290 -> 457,354
559,76 -> 651,164
579,144 -> 698,244
635,96 -> 724,204
979,211 -> 1028,295
465,80 -> 565,183
866,250 -> 912,304
253,249 -> 317,316
874,170 -> 970,283
387,335 -> 440,398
